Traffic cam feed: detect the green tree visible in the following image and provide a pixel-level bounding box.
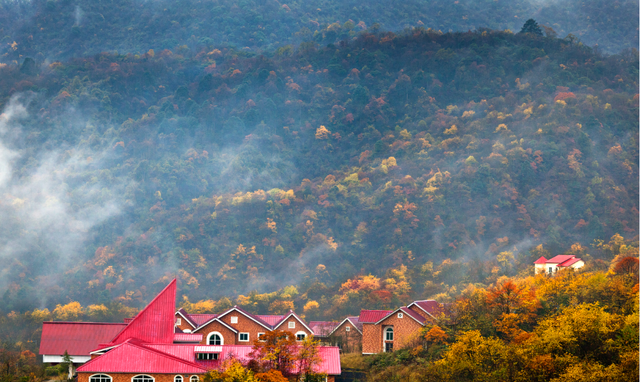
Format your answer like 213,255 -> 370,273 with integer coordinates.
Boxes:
519,19 -> 543,36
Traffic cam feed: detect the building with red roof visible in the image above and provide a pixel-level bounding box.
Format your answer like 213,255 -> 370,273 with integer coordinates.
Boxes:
41,280 -> 341,382
534,254 -> 584,275
360,301 -> 443,355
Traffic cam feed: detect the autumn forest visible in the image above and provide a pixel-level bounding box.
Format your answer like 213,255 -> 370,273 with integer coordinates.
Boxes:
0,0 -> 637,380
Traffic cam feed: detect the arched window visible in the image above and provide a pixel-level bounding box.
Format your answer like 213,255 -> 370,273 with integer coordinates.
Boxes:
174,376 -> 183,382
90,374 -> 112,382
385,327 -> 394,341
190,376 -> 199,382
132,375 -> 154,382
207,332 -> 223,345
295,331 -> 307,341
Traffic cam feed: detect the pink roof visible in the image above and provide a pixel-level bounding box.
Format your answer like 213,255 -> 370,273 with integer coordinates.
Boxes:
359,310 -> 392,323
534,256 -> 548,264
410,300 -> 443,316
546,255 -> 575,264
559,257 -> 582,267
189,314 -> 219,326
39,322 -> 126,356
256,315 -> 285,326
77,340 -> 208,374
309,321 -> 338,336
106,279 -> 177,346
174,333 -> 203,343
145,344 -> 341,375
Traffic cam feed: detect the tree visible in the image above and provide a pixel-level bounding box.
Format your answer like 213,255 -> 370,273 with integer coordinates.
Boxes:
249,330 -> 297,377
519,19 -> 543,36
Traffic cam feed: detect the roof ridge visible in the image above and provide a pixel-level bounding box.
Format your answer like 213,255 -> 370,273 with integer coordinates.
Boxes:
43,321 -> 127,325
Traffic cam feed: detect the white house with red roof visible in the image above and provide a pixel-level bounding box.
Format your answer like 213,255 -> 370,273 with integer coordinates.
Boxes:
534,255 -> 585,275
39,280 -> 341,382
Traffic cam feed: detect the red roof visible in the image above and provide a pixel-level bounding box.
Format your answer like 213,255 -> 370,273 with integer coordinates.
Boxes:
314,346 -> 341,375
174,333 -> 203,343
39,322 -> 126,356
309,321 -> 338,336
546,255 -> 575,264
106,279 -> 177,346
189,314 -> 219,326
409,300 -> 443,316
77,340 -> 207,374
559,257 -> 583,267
534,256 -> 548,264
359,310 -> 392,323
256,315 -> 284,326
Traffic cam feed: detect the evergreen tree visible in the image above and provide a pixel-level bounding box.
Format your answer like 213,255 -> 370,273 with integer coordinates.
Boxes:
519,19 -> 543,36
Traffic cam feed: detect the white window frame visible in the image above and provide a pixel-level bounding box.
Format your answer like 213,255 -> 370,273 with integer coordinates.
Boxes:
174,376 -> 183,382
132,375 -> 154,382
385,327 -> 393,341
207,331 -> 224,345
176,318 -> 182,325
239,332 -> 250,342
288,321 -> 295,329
295,331 -> 307,342
345,326 -> 350,332
90,374 -> 113,382
190,376 -> 199,382
257,332 -> 266,341
398,312 -> 403,318
196,353 -> 219,360
230,316 -> 238,324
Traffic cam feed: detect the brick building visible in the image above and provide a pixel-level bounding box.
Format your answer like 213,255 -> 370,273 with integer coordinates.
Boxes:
360,300 -> 443,354
40,280 -> 341,381
310,317 -> 363,353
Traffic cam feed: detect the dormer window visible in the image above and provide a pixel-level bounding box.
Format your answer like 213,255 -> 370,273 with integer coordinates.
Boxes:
398,313 -> 404,319
230,316 -> 238,324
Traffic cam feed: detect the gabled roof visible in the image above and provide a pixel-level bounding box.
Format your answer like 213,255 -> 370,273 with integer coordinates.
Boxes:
546,255 -> 575,264
192,316 -> 238,334
273,311 -> 314,333
309,321 -> 338,336
559,257 -> 583,267
256,315 -> 285,326
105,279 -> 177,346
328,317 -> 363,336
39,322 -> 127,356
175,309 -> 197,328
375,307 -> 427,326
77,340 -> 208,374
407,300 -> 444,319
534,256 -> 548,264
188,314 -> 219,327
208,306 -> 273,331
359,310 -> 392,323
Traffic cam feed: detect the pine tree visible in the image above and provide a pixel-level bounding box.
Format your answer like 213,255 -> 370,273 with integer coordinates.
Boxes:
519,19 -> 543,36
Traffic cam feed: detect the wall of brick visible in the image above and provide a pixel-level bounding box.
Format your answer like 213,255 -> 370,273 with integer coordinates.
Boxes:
275,316 -> 313,339
195,320 -> 237,345
218,312 -> 270,344
328,322 -> 362,353
361,323 -> 382,354
379,313 -> 423,351
175,315 -> 196,332
78,373 -> 204,382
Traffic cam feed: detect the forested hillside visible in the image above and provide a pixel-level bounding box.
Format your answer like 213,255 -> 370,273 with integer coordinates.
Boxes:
0,0 -> 638,60
0,29 -> 637,316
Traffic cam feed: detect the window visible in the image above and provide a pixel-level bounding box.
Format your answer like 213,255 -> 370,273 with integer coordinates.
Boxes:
385,327 -> 394,341
345,326 -> 350,332
191,376 -> 199,382
398,313 -> 404,318
239,333 -> 249,342
196,353 -> 219,360
548,267 -> 553,274
288,321 -> 295,329
257,333 -> 266,341
90,374 -> 112,382
230,316 -> 238,324
385,342 -> 393,352
207,332 -> 223,345
132,375 -> 154,382
295,331 -> 306,341
174,376 -> 183,382
176,318 -> 182,325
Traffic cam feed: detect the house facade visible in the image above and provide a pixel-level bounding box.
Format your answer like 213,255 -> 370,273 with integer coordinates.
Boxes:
40,280 -> 341,382
311,317 -> 363,353
534,255 -> 585,275
360,300 -> 443,354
